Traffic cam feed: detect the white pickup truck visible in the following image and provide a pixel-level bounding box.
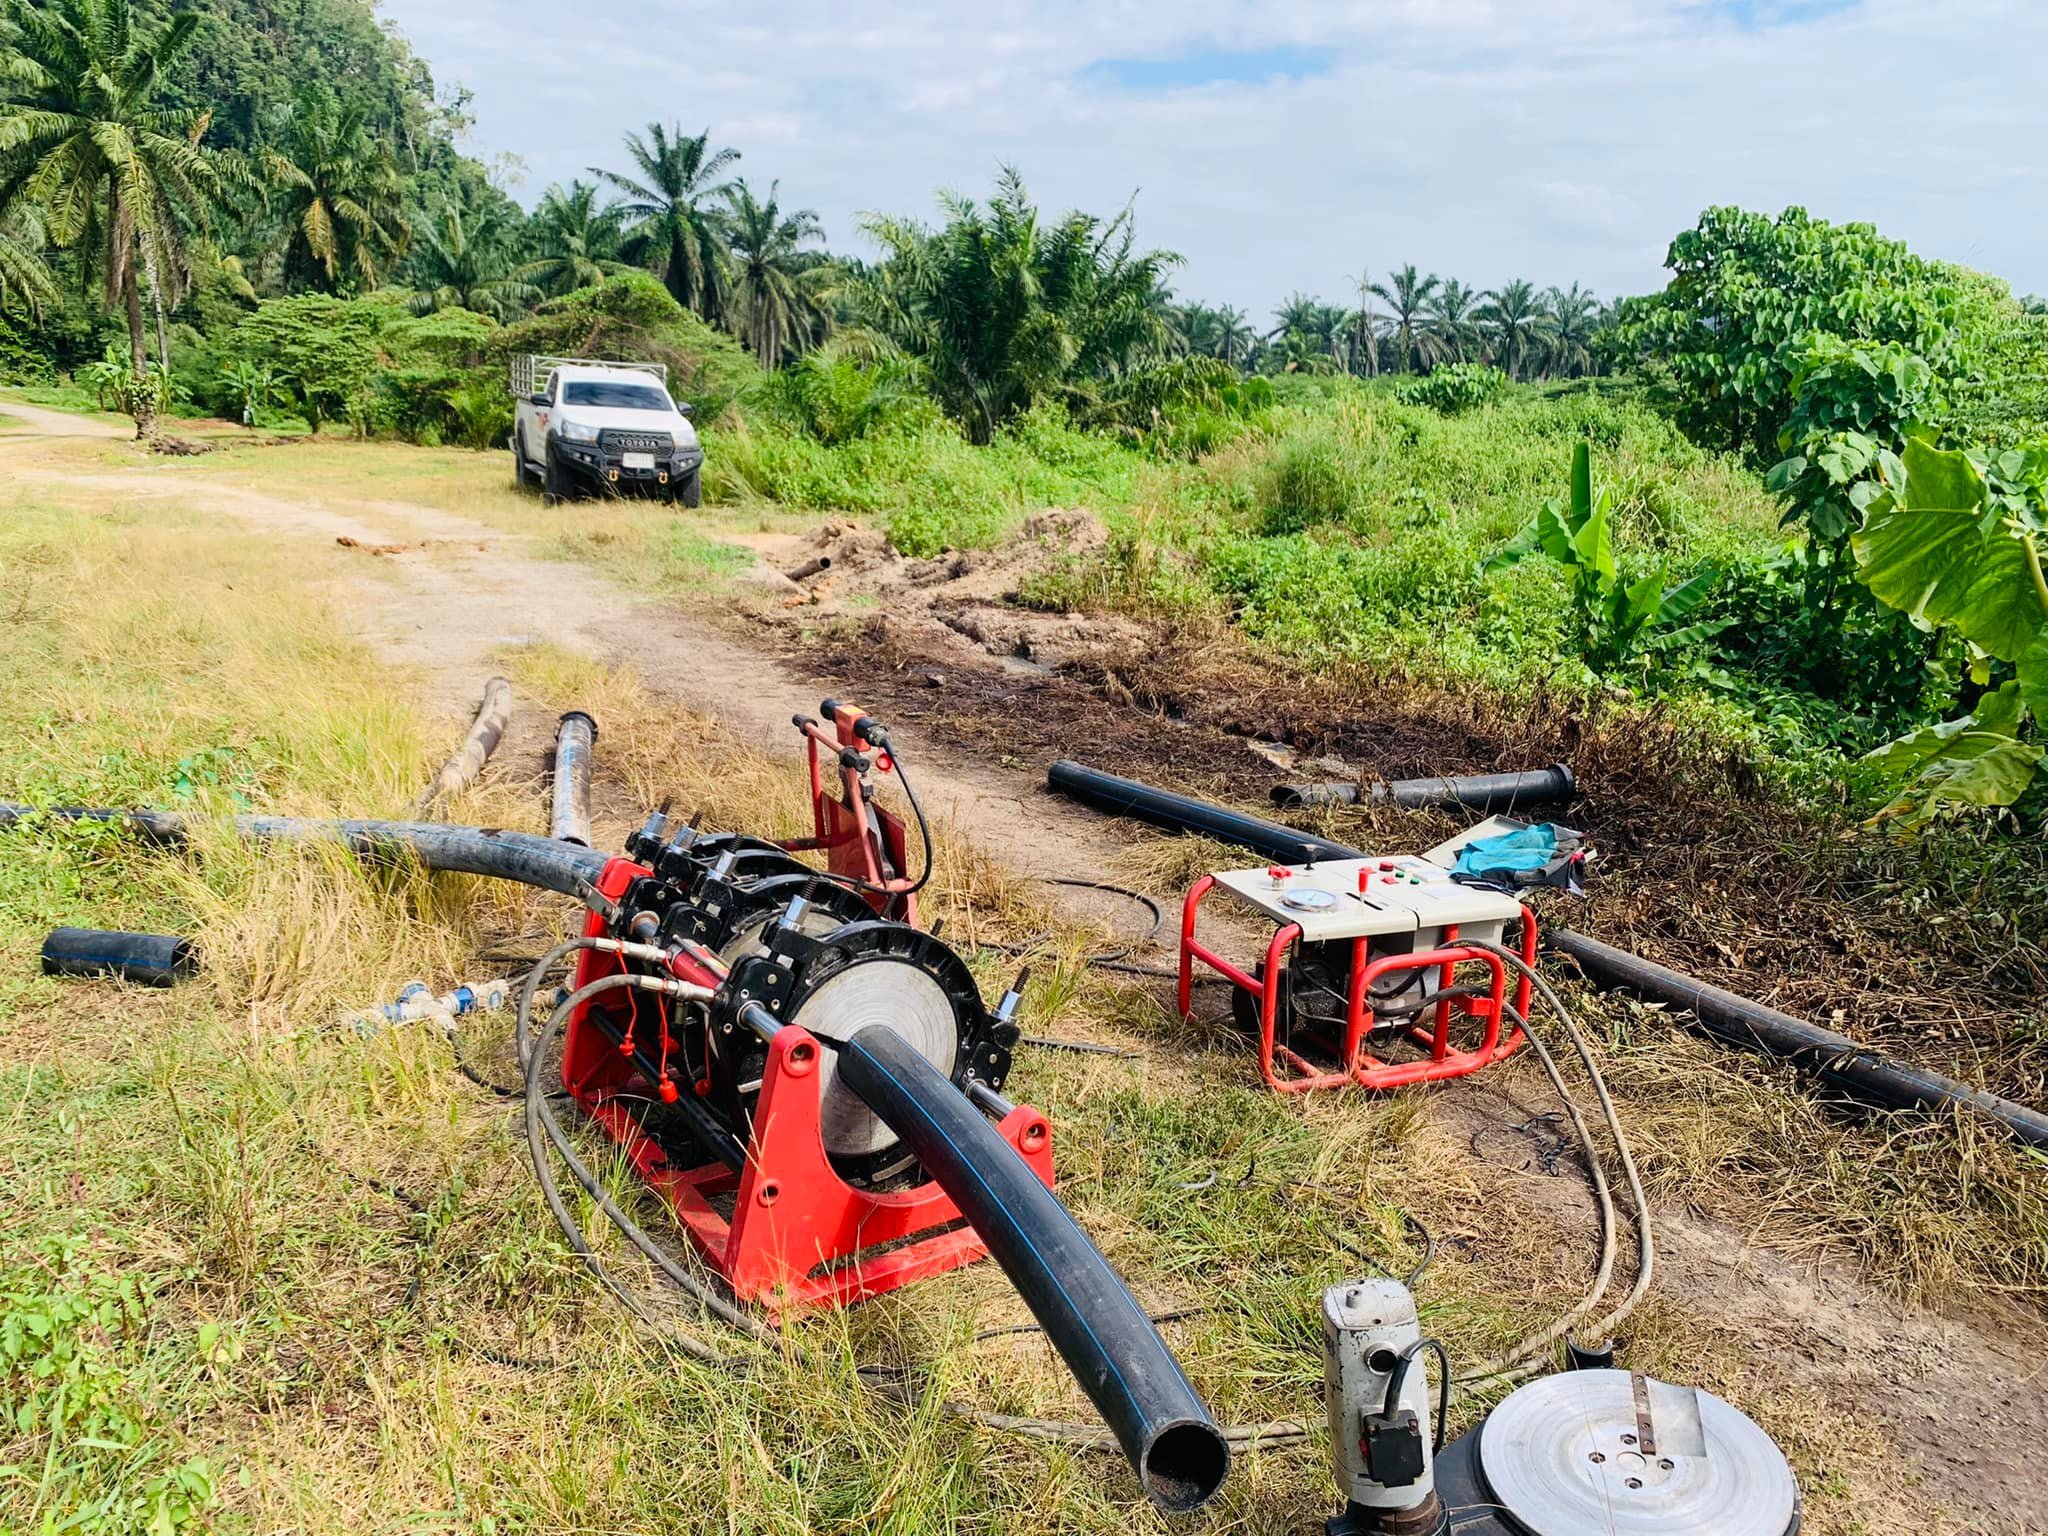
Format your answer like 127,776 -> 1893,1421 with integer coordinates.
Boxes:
509,355 -> 705,507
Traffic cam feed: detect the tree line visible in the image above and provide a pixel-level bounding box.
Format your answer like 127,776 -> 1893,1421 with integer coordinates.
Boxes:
0,0 -> 1621,443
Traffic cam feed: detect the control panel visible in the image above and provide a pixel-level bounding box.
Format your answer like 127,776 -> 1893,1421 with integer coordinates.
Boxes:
1210,857 -> 1522,943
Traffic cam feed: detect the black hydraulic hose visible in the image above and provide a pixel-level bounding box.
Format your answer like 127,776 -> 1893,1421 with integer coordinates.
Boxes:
550,712 -> 597,847
1046,760 -> 1362,865
1,804 -> 609,899
41,928 -> 197,987
1548,929 -> 2048,1151
1271,762 -> 1577,813
835,1025 -> 1231,1512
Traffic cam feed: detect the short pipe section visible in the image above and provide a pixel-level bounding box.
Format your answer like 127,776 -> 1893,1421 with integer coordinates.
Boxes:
1271,763 -> 1577,814
42,928 -> 197,987
551,711 -> 598,847
837,1025 -> 1231,1510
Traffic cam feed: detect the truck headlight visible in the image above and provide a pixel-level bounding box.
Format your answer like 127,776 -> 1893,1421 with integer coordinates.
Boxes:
559,420 -> 600,444
672,432 -> 695,450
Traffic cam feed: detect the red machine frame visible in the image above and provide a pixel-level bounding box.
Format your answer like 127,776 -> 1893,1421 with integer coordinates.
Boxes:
1178,875 -> 1537,1094
560,858 -> 1055,1315
782,701 -> 920,924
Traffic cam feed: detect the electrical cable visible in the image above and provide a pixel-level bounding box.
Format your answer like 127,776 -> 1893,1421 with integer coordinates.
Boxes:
1382,1336 -> 1452,1453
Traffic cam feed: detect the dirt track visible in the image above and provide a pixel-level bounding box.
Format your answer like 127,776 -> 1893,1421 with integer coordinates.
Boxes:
4,413 -> 2042,1532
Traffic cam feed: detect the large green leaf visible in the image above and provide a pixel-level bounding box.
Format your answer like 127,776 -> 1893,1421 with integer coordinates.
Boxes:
2020,629 -> 2048,724
1861,682 -> 2044,819
1853,438 -> 2048,662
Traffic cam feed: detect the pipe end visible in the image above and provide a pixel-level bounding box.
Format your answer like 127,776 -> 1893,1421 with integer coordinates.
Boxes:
1141,1420 -> 1231,1512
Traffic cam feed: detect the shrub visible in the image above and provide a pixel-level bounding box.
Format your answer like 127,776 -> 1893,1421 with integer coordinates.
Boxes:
1396,362 -> 1508,414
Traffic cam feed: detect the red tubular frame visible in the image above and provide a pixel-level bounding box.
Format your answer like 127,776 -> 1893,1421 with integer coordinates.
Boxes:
780,703 -> 918,924
1180,877 -> 1535,1094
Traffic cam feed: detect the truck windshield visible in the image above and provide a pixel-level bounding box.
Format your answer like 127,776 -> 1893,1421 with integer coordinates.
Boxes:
561,381 -> 672,411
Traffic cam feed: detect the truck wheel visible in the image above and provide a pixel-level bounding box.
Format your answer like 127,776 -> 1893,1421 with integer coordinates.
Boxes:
542,444 -> 567,505
675,465 -> 702,509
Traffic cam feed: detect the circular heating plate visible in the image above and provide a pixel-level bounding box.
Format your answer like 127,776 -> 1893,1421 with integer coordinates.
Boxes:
793,960 -> 960,1156
1477,1370 -> 1797,1536
1280,887 -> 1340,913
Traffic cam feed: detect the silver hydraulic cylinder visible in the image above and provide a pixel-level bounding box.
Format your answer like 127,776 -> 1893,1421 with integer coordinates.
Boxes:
1323,1280 -> 1443,1534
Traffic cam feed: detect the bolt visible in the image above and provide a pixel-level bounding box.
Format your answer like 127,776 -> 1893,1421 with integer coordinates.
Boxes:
1620,1433 -> 1636,1445
1625,1478 -> 1642,1490
1658,1458 -> 1674,1471
1589,1452 -> 1605,1464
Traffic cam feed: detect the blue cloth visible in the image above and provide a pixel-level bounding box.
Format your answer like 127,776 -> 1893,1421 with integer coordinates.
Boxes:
1453,824 -> 1564,879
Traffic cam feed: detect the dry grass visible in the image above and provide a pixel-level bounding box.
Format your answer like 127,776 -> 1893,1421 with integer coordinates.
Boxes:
0,452 -> 2002,1535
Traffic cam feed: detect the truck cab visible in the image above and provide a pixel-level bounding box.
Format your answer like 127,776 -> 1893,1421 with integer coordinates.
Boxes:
510,356 -> 705,506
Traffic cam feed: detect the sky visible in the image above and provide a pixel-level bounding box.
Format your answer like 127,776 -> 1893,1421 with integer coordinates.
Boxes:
372,0 -> 2046,318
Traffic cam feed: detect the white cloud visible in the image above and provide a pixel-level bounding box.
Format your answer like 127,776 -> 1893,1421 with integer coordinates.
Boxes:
380,0 -> 2048,314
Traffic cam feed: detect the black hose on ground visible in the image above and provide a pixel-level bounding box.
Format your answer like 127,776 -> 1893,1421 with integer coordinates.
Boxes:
41,928 -> 197,987
1271,762 -> 1576,813
1547,929 -> 2048,1151
2,804 -> 609,899
837,1024 -> 1231,1512
550,712 -> 597,847
1044,758 -> 2048,1151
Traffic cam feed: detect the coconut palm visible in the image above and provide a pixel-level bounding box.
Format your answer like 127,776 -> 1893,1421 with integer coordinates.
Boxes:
1543,282 -> 1603,378
407,198 -> 537,319
1426,278 -> 1484,365
518,180 -> 628,296
1368,264 -> 1442,374
1479,278 -> 1555,381
1213,304 -> 1255,368
593,123 -> 738,321
0,0 -> 226,439
722,178 -> 824,367
260,84 -> 408,292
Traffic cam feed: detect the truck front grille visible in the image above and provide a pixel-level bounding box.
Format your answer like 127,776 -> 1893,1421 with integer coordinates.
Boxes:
599,430 -> 671,454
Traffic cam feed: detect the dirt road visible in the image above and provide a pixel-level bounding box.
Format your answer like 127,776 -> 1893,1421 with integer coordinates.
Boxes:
4,418 -> 2039,1532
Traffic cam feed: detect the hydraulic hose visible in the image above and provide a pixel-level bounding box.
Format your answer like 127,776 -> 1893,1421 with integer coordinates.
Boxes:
550,712 -> 597,847
1270,763 -> 1576,813
836,1024 -> 1231,1512
1,804 -> 609,899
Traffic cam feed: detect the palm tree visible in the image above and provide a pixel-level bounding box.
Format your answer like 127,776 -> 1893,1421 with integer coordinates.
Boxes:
1426,278 -> 1483,365
1214,304 -> 1254,368
1478,279 -> 1555,381
518,180 -> 627,296
0,0 -> 226,439
0,201 -> 54,310
721,178 -> 824,367
407,199 -> 537,319
1542,282 -> 1603,378
260,84 -> 408,293
593,123 -> 738,321
1368,264 -> 1442,374
851,167 -> 1179,442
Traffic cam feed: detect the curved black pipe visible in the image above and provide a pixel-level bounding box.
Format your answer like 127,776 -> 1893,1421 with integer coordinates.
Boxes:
1046,759 -> 2048,1151
1047,760 -> 1361,865
42,928 -> 197,987
1547,930 -> 2048,1151
551,712 -> 598,847
1271,763 -> 1576,813
838,1025 -> 1231,1512
3,804 -> 609,899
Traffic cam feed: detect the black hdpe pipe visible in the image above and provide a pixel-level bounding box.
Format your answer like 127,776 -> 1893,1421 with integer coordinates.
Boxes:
2,804 -> 608,899
551,712 -> 598,847
1046,759 -> 2048,1150
838,1024 -> 1231,1512
1271,762 -> 1576,813
1547,930 -> 2048,1151
1047,760 -> 1361,865
42,928 -> 197,987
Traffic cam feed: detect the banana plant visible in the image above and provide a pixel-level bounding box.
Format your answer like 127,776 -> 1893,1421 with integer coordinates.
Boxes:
1482,440 -> 1724,673
1852,438 -> 2048,819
